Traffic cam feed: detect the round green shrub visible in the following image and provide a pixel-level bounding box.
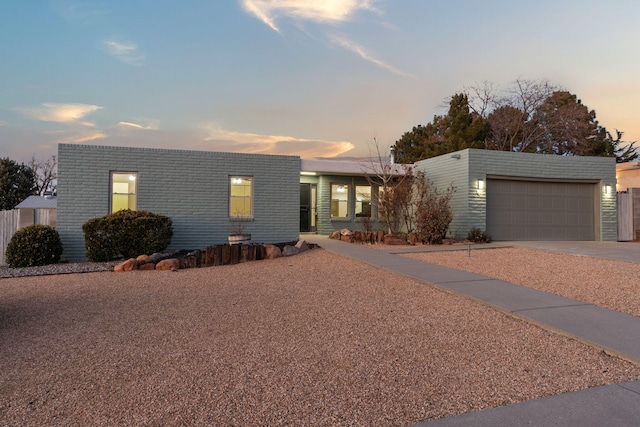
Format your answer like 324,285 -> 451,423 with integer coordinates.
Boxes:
83,210 -> 173,262
6,224 -> 63,268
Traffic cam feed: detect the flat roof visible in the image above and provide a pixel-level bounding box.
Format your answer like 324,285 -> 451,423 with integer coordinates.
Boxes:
301,158 -> 410,176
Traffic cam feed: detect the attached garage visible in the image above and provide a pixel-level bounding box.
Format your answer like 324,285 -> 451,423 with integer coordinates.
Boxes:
414,149 -> 617,242
486,179 -> 595,241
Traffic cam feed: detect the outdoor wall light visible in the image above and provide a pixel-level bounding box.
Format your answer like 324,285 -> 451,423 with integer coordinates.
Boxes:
478,179 -> 485,192
605,184 -> 612,195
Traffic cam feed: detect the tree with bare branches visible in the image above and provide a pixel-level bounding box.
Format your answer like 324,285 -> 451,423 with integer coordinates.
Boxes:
362,139 -> 414,236
394,78 -> 638,163
29,154 -> 57,195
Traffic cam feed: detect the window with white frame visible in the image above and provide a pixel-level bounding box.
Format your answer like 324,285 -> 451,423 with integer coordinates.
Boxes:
330,183 -> 349,218
230,176 -> 253,217
111,172 -> 137,213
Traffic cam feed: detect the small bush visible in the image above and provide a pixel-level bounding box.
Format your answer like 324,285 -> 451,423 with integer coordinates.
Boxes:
467,227 -> 492,243
83,210 -> 173,261
414,173 -> 456,245
6,224 -> 63,268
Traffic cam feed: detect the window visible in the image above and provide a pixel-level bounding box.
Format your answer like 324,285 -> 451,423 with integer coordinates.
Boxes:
111,172 -> 137,213
355,185 -> 371,217
331,183 -> 349,218
230,176 -> 253,217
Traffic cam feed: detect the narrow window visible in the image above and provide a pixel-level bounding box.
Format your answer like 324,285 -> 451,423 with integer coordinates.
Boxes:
230,176 -> 253,218
111,172 -> 137,213
330,184 -> 349,218
355,185 -> 371,217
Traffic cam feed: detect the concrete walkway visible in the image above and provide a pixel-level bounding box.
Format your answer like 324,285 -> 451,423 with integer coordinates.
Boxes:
304,236 -> 640,427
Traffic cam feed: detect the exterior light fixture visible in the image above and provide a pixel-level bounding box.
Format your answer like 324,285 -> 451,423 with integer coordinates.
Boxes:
478,179 -> 485,191
605,184 -> 612,195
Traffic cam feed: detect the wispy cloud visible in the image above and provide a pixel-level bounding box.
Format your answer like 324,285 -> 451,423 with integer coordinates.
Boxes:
117,120 -> 158,130
331,35 -> 415,78
19,102 -> 103,127
203,124 -> 354,157
241,0 -> 377,32
240,1 -> 412,78
103,39 -> 144,66
56,0 -> 105,25
44,129 -> 107,143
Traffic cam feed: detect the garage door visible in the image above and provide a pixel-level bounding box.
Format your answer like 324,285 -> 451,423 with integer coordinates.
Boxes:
486,179 -> 595,241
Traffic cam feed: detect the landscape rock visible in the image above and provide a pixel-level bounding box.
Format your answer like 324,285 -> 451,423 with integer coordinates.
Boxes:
148,252 -> 165,263
136,254 -> 153,265
295,240 -> 309,252
156,258 -> 180,271
384,235 -> 409,245
138,263 -> 156,271
264,244 -> 282,259
282,245 -> 300,257
114,258 -> 138,272
340,234 -> 353,242
329,230 -> 340,239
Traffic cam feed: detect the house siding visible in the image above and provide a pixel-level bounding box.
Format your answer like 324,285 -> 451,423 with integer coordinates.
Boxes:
415,149 -> 617,241
58,144 -> 301,261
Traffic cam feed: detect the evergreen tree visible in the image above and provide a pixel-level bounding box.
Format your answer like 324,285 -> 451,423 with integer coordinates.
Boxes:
0,157 -> 37,210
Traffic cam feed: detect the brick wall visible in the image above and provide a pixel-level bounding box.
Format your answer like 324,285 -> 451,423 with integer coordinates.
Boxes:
57,144 -> 301,261
415,149 -> 617,241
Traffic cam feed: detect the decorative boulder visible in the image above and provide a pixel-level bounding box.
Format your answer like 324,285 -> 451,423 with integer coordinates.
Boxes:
138,263 -> 156,271
329,230 -> 340,239
264,244 -> 282,259
384,235 -> 409,245
136,254 -> 153,265
114,258 -> 138,272
295,240 -> 309,252
282,245 -> 300,256
156,258 -> 180,271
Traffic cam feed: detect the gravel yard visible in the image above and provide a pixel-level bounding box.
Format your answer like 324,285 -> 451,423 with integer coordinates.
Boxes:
1,248 -> 639,426
401,247 -> 640,318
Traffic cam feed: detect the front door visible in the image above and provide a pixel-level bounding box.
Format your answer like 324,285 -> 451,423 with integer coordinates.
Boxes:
300,183 -> 317,232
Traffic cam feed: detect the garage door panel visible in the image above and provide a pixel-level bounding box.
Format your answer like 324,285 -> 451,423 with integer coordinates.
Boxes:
487,179 -> 594,241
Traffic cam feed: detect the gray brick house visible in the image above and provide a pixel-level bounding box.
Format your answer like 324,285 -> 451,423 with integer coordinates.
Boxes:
57,144 -> 616,261
415,148 -> 617,241
57,144 -> 301,261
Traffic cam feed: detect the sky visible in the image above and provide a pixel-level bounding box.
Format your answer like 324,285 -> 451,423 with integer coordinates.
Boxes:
1,0 -> 640,164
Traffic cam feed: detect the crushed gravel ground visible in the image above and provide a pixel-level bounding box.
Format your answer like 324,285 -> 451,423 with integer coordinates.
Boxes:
1,249 -> 639,426
0,261 -> 120,278
401,247 -> 640,318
